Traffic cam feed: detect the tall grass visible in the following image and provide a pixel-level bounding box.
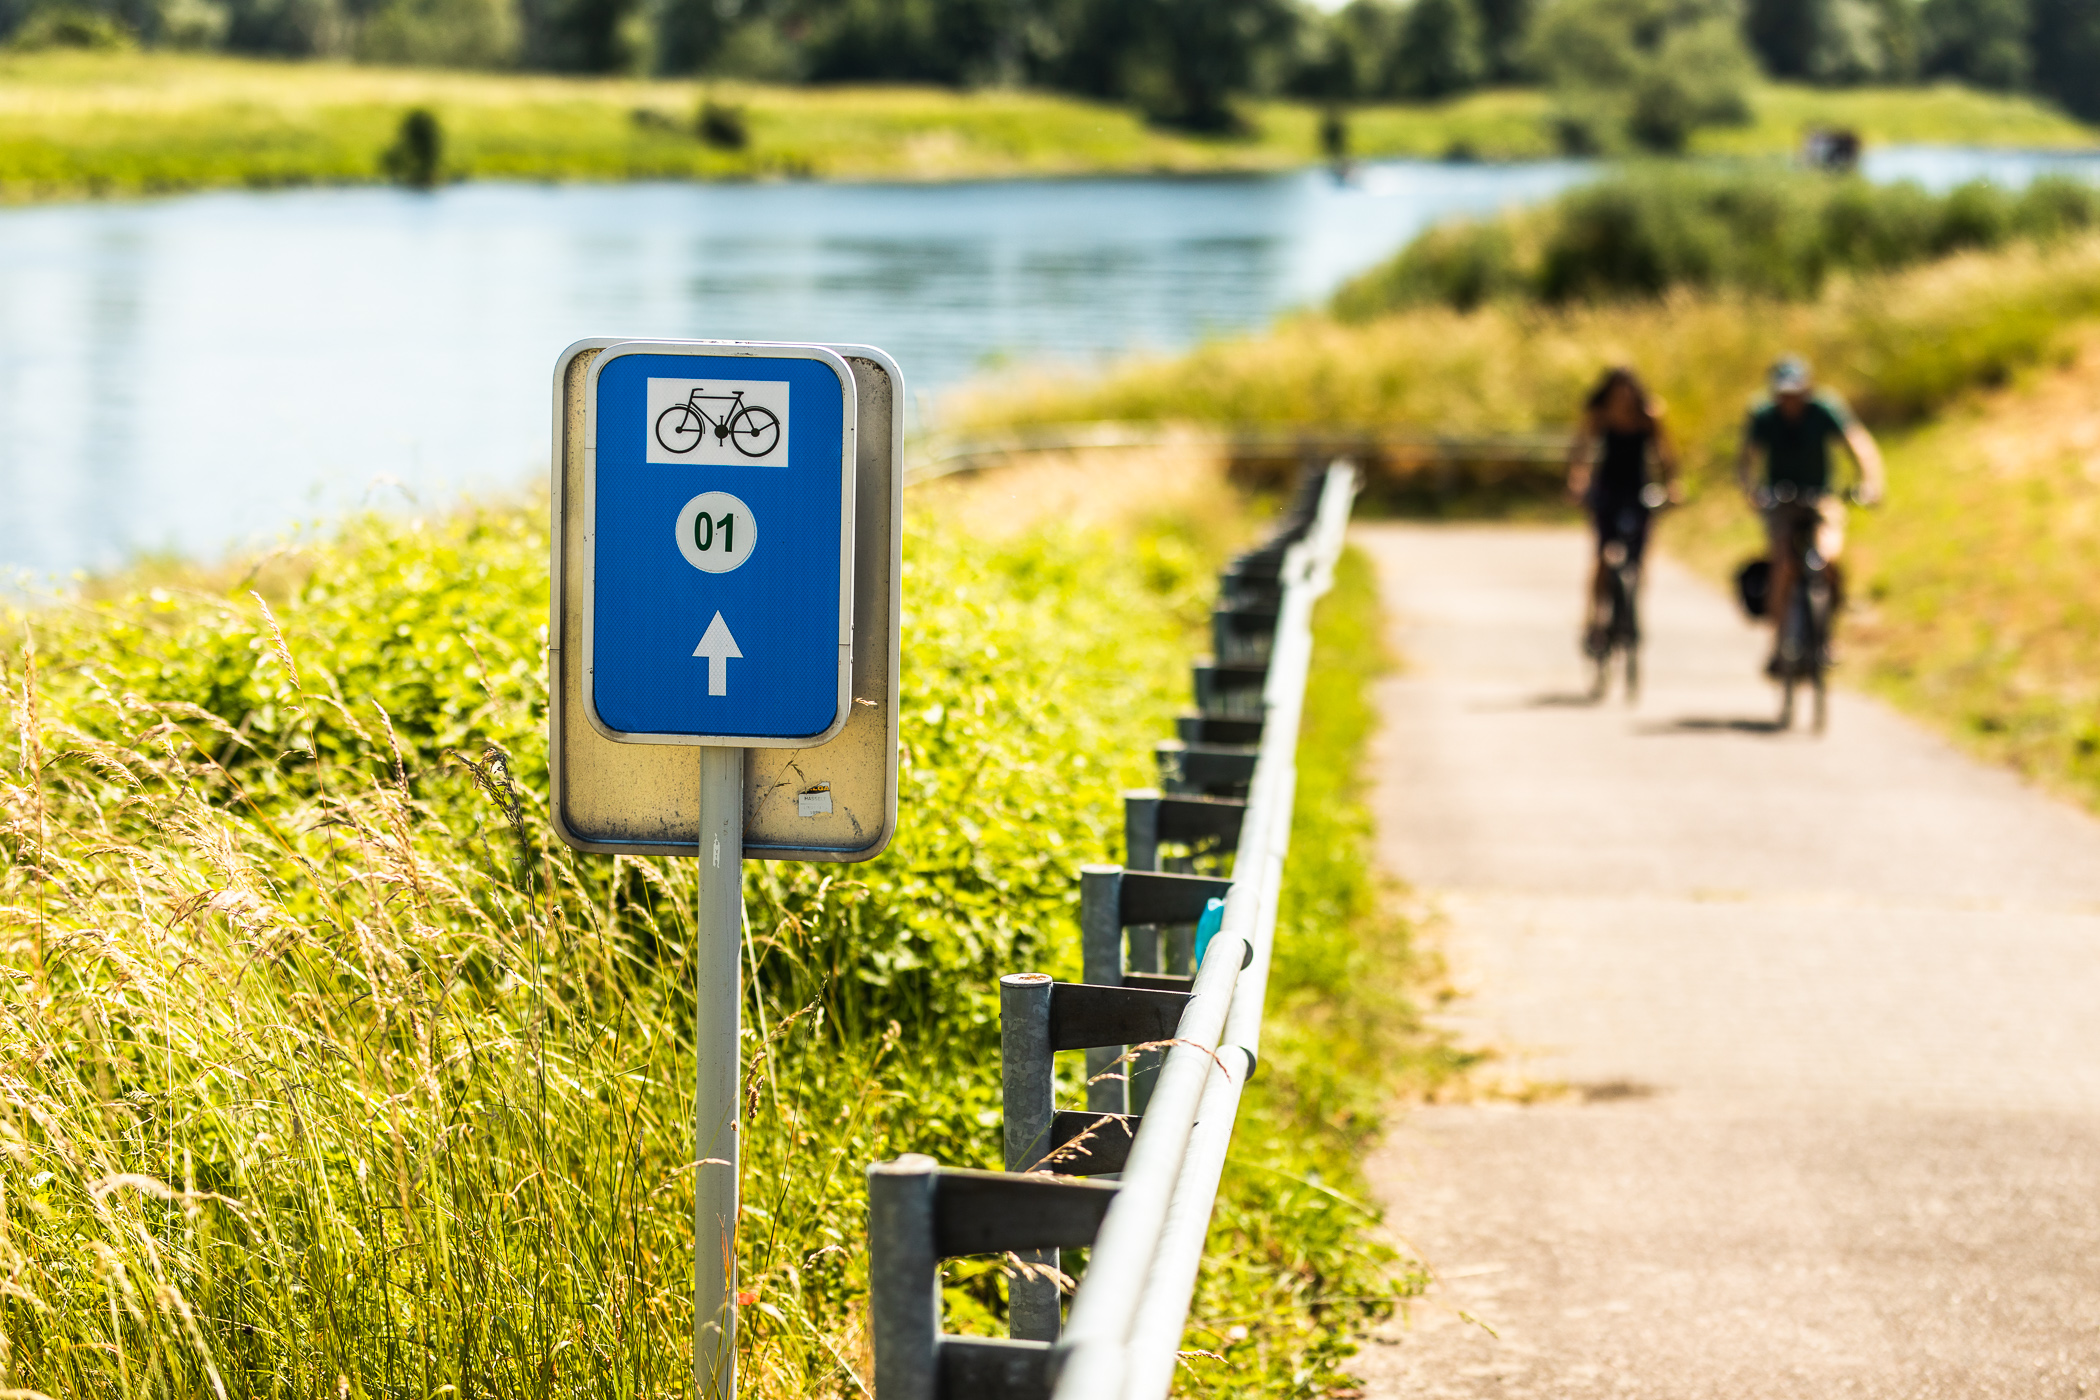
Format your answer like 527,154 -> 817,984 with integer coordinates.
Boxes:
0,482 -> 1445,1395
951,234 -> 2100,489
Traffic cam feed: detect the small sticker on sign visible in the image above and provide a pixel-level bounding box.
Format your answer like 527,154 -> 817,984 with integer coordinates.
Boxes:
798,784 -> 833,817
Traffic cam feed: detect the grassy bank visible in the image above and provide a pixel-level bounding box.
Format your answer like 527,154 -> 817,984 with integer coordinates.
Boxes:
1339,80 -> 2099,163
0,460 -> 1447,1394
0,51 -> 2091,202
953,235 -> 2100,477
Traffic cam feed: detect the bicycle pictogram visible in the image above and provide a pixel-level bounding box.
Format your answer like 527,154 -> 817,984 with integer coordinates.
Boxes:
654,386 -> 782,459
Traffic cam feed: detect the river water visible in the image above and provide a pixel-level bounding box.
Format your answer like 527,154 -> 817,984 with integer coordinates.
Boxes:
2,146 -> 2096,579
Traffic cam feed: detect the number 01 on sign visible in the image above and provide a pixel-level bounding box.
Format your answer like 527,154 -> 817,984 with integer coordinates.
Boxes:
553,338 -> 903,1400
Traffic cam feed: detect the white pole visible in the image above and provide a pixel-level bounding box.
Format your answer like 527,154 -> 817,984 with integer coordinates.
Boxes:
696,745 -> 745,1399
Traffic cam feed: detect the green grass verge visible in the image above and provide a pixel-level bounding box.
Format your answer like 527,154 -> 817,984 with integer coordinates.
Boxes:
1184,543 -> 1470,1395
0,481 -> 1448,1396
0,52 -> 2089,203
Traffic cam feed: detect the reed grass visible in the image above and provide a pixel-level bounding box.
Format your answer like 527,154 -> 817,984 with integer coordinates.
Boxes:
950,235 -> 2100,492
0,477 -> 1446,1395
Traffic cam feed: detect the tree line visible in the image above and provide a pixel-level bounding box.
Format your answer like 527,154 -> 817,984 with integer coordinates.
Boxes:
5,0 -> 2095,137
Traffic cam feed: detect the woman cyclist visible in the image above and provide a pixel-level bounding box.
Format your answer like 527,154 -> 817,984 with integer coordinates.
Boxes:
1567,367 -> 1681,662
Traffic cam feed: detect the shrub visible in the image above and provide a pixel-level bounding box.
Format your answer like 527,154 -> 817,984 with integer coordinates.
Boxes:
697,97 -> 750,150
1819,176 -> 1937,269
1335,217 -> 1525,315
2011,173 -> 2100,242
381,106 -> 444,187
1335,168 -> 2100,317
1929,177 -> 2013,253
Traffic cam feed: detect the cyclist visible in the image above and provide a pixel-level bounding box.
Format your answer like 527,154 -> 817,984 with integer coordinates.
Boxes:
1734,356 -> 1885,675
1567,366 -> 1680,660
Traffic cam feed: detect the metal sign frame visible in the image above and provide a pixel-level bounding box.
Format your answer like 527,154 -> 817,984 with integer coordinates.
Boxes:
549,338 -> 904,863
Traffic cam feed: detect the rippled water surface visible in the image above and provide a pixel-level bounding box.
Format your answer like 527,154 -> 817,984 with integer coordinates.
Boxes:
1,146 -> 2095,577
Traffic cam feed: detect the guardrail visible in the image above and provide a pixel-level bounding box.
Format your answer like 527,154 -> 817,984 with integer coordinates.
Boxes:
865,459 -> 1359,1400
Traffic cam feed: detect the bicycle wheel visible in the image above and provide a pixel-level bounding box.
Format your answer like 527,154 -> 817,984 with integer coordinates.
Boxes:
1585,601 -> 1612,701
1618,567 -> 1641,705
655,404 -> 704,455
728,405 -> 781,458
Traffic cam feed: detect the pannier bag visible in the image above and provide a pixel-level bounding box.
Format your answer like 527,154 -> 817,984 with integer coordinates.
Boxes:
1736,558 -> 1771,618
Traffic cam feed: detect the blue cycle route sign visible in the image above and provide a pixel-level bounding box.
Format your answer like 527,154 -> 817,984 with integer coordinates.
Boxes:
584,342 -> 856,747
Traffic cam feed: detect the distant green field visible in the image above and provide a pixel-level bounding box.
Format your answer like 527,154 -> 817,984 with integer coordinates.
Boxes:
0,51 -> 2091,203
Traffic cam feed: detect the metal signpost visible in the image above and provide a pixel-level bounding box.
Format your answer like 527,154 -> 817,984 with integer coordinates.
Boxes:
550,338 -> 903,1399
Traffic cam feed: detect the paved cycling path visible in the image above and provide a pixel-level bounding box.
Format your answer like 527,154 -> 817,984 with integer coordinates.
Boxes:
1349,523 -> 2100,1400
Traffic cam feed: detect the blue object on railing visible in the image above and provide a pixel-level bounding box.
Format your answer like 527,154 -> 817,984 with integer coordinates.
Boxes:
1193,897 -> 1227,966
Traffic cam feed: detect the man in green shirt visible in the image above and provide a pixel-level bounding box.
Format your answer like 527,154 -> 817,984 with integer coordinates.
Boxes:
1736,356 -> 1886,675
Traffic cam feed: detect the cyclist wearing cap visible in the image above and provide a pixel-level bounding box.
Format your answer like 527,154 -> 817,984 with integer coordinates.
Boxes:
1568,366 -> 1679,660
1736,355 -> 1885,674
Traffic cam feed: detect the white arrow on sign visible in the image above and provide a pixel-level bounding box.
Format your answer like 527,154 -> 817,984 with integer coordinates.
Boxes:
693,611 -> 742,696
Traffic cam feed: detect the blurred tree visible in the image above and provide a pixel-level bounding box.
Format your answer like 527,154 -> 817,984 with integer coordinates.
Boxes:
2028,0 -> 2100,119
4,0 -> 235,45
648,0 -> 727,73
359,0 -> 517,64
1747,0 -> 1908,80
1744,0 -> 1822,73
1389,0 -> 1485,96
517,0 -> 638,68
797,0 -> 1006,83
1472,0 -> 1534,75
1033,0 -> 1298,131
1529,0 -> 1755,151
1286,24 -> 1362,99
6,1 -> 137,43
1283,0 -> 1373,98
652,0 -> 809,78
221,0 -> 348,53
1919,0 -> 2029,88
